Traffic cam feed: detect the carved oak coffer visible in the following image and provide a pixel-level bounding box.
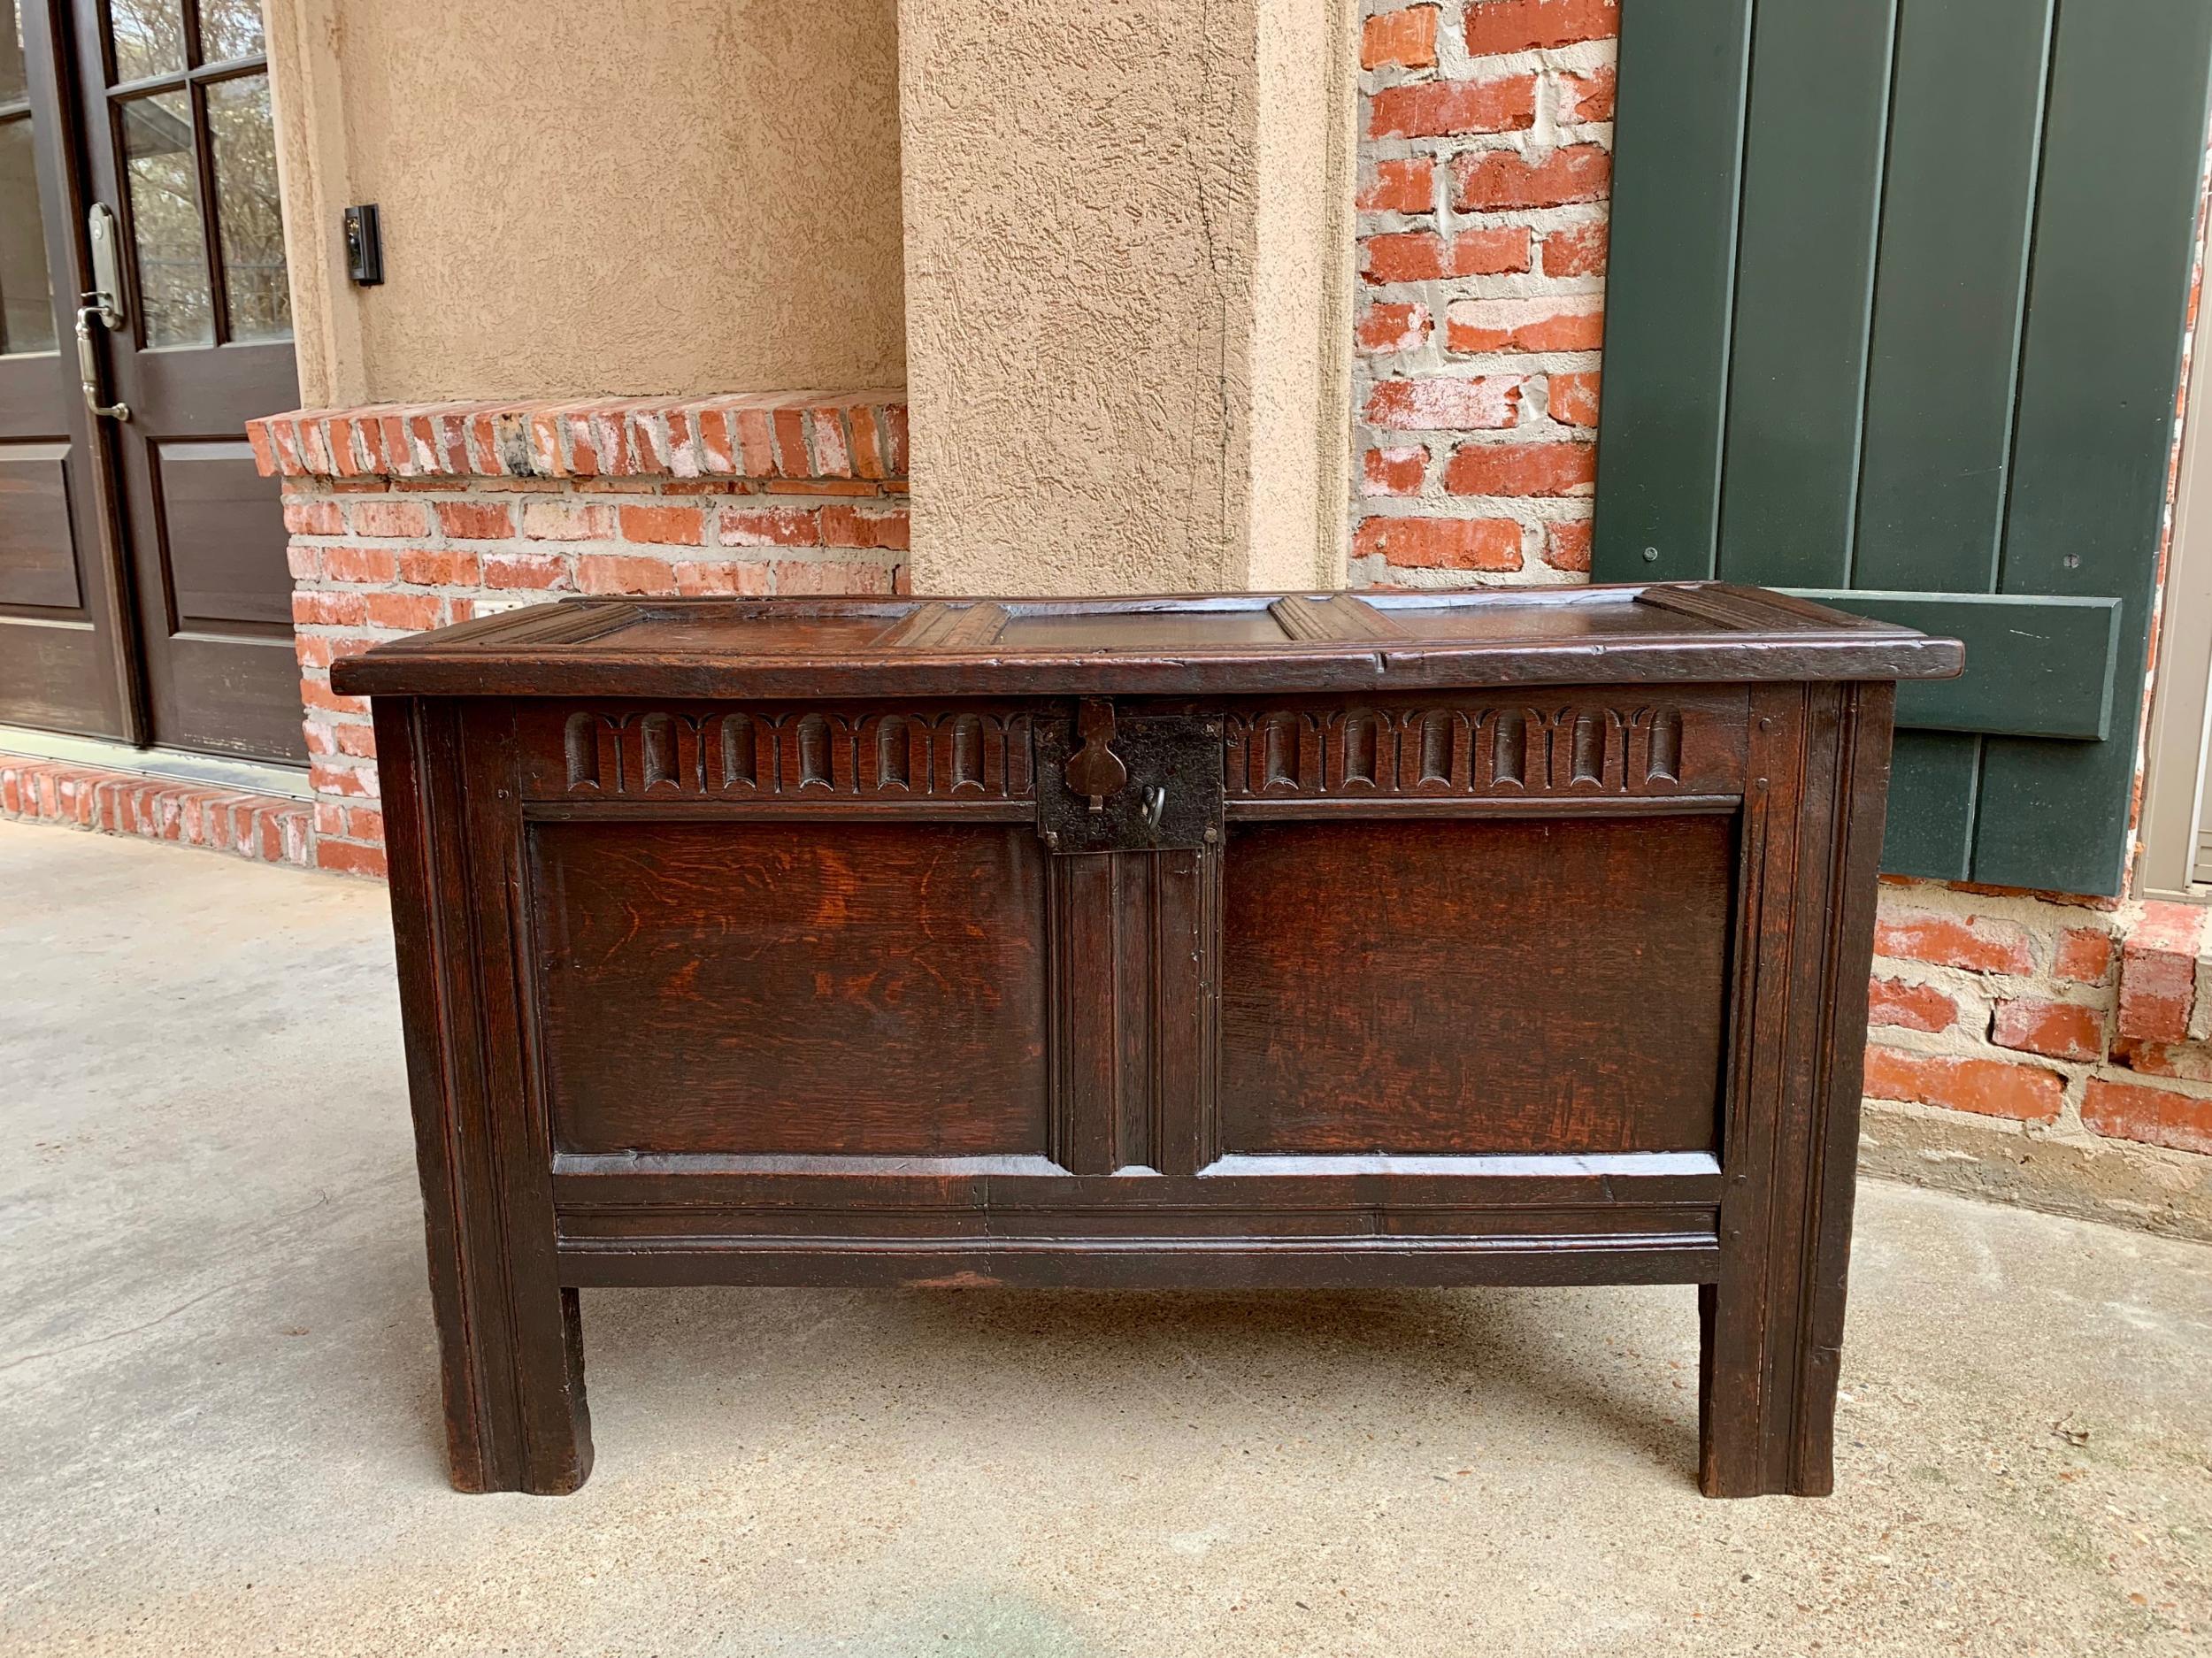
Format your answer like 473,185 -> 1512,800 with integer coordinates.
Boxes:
332,583 -> 1961,1499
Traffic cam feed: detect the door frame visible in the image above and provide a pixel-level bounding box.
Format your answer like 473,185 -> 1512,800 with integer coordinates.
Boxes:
2138,277 -> 2212,901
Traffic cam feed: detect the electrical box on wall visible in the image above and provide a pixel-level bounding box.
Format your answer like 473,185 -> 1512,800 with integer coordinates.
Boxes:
342,204 -> 383,286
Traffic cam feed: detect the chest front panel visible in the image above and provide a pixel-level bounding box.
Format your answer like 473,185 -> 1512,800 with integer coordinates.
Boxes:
489,687 -> 1757,1197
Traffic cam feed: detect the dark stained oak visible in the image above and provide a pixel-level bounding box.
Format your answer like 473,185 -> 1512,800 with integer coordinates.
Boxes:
343,584 -> 1955,1498
331,581 -> 1960,702
533,819 -> 1048,1157
1220,815 -> 1733,1155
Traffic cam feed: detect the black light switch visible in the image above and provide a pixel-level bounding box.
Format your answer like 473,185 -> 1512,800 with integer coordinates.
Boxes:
342,204 -> 383,286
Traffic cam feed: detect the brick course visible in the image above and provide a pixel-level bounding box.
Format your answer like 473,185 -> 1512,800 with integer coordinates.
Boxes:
248,392 -> 910,879
1350,0 -> 1616,588
0,756 -> 311,867
1866,880 -> 2212,1164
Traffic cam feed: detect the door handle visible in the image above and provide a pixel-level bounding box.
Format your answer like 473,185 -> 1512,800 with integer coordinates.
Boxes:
75,303 -> 128,423
78,204 -> 129,422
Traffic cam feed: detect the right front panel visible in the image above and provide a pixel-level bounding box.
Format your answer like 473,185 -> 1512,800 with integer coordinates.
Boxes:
1212,687 -> 1750,1162
1219,814 -> 1734,1155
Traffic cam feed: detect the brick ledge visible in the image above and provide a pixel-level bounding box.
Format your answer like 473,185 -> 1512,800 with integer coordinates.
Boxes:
2117,900 -> 2212,1043
1,756 -> 315,869
247,390 -> 909,485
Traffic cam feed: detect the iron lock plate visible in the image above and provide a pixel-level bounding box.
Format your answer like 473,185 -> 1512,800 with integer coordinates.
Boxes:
1034,702 -> 1225,855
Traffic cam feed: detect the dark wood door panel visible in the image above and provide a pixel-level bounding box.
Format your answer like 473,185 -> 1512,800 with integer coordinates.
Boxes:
531,818 -> 1050,1156
153,627 -> 304,757
0,437 -> 79,608
0,2 -> 133,739
0,614 -> 110,728
152,437 -> 288,629
1218,814 -> 1735,1155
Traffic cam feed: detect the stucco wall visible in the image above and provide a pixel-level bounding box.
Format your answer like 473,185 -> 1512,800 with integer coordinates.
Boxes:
265,0 -> 906,406
898,0 -> 1356,595
1248,0 -> 1363,591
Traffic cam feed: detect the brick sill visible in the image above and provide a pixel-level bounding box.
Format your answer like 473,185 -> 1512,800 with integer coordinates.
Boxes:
247,390 -> 908,485
0,724 -> 311,801
1,754 -> 315,870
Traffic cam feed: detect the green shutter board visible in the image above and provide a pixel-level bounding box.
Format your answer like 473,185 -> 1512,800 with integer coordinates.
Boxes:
1851,0 -> 2055,590
1971,0 -> 2212,898
1882,734 -> 1979,882
1843,0 -> 2055,883
1590,0 -> 1754,584
1714,0 -> 1896,588
1591,0 -> 2207,898
1778,591 -> 2118,741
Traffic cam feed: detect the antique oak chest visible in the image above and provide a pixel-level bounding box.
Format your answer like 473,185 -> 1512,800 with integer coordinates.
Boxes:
333,583 -> 1960,1499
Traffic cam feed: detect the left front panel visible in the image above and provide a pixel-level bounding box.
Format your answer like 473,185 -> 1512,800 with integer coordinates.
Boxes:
516,700 -> 1053,1164
533,817 -> 1049,1157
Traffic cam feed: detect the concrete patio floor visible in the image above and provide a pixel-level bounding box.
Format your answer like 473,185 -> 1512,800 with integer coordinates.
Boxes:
3,819 -> 2209,1657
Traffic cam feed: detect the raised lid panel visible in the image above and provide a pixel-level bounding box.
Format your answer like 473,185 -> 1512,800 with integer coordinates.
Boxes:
329,583 -> 1962,700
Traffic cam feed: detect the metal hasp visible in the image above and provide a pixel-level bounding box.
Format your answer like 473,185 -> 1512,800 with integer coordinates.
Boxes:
1035,700 -> 1225,855
1064,697 -> 1128,810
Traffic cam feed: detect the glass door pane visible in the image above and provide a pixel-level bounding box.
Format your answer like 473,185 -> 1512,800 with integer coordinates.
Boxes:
0,0 -> 24,103
0,2 -> 51,353
207,73 -> 287,340
196,0 -> 262,63
0,119 -> 53,353
119,88 -> 211,346
101,2 -> 288,349
106,0 -> 185,82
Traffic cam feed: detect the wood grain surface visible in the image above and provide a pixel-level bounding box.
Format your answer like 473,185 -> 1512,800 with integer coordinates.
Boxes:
1220,815 -> 1733,1155
329,583 -> 1962,700
531,820 -> 1048,1155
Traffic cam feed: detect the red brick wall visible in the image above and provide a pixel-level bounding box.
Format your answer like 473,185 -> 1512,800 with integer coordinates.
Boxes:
1351,0 -> 1615,585
1869,884 -> 2212,1165
249,392 -> 910,880
1347,0 -> 2212,1186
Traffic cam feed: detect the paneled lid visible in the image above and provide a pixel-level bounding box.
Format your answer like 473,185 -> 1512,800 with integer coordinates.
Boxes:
330,582 -> 1963,699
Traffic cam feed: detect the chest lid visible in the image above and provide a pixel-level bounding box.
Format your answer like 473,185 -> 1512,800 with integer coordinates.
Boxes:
329,582 -> 1962,700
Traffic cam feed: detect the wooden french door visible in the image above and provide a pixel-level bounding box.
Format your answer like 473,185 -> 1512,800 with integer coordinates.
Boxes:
0,0 -> 300,763
0,1 -> 132,738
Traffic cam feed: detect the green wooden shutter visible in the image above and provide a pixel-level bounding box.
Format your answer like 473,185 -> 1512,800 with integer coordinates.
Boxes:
1593,0 -> 2212,897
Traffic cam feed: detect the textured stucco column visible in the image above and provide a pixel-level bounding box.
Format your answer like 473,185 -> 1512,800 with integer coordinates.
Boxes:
265,0 -> 907,404
899,0 -> 1357,595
